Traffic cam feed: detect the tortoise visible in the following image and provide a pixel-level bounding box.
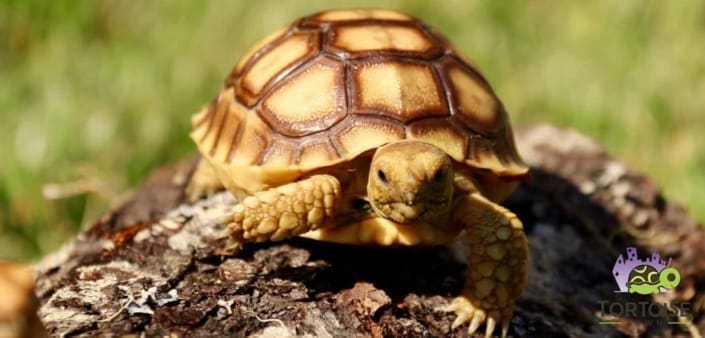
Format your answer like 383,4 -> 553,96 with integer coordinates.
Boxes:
187,8 -> 529,337
627,265 -> 681,295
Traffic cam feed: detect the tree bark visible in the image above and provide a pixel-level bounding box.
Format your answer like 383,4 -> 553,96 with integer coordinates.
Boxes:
34,124 -> 705,337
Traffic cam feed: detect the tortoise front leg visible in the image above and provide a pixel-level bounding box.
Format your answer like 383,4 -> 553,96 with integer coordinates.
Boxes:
226,174 -> 341,249
446,193 -> 528,338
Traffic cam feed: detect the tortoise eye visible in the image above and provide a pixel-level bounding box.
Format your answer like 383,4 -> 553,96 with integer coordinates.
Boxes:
377,169 -> 388,183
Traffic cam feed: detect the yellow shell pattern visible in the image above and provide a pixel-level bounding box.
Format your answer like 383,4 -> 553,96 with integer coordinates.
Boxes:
191,9 -> 528,194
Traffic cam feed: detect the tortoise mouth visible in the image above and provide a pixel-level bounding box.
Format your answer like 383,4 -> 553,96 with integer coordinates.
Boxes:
372,199 -> 448,224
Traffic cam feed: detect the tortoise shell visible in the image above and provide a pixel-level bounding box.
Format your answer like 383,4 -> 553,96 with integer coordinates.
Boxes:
191,9 -> 528,194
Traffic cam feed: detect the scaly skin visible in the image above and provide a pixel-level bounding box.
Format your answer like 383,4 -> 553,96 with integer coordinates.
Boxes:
226,174 -> 341,249
446,193 -> 528,338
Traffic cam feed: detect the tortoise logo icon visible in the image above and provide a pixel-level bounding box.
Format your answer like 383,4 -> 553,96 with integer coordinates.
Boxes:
612,247 -> 680,294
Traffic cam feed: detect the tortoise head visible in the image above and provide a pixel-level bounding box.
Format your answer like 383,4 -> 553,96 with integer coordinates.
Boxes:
367,140 -> 453,224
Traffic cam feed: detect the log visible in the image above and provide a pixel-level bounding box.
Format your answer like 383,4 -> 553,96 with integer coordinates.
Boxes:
34,124 -> 705,337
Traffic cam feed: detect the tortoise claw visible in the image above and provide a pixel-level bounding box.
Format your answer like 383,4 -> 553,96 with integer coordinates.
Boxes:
468,312 -> 484,334
501,318 -> 510,338
450,307 -> 470,329
485,317 -> 496,337
445,295 -> 510,338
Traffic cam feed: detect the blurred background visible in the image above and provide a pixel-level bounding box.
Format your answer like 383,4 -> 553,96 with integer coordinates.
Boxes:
1,1 -> 703,261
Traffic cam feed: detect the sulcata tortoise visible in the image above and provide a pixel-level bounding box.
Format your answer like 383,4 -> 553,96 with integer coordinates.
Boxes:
187,9 -> 529,337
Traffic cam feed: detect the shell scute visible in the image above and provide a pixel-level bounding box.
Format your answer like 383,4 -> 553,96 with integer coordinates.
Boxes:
229,116 -> 271,166
261,139 -> 298,167
236,31 -> 321,107
298,140 -> 339,168
333,117 -> 405,157
260,58 -> 346,137
307,9 -> 413,24
441,57 -> 502,134
328,23 -> 442,59
351,60 -> 447,122
408,119 -> 467,161
229,24 -> 294,86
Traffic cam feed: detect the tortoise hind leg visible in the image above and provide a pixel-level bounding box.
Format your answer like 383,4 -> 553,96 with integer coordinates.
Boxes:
186,159 -> 225,202
226,174 -> 341,250
445,193 -> 528,338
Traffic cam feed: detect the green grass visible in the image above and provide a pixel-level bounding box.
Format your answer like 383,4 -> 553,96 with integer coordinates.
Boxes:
1,1 -> 704,261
